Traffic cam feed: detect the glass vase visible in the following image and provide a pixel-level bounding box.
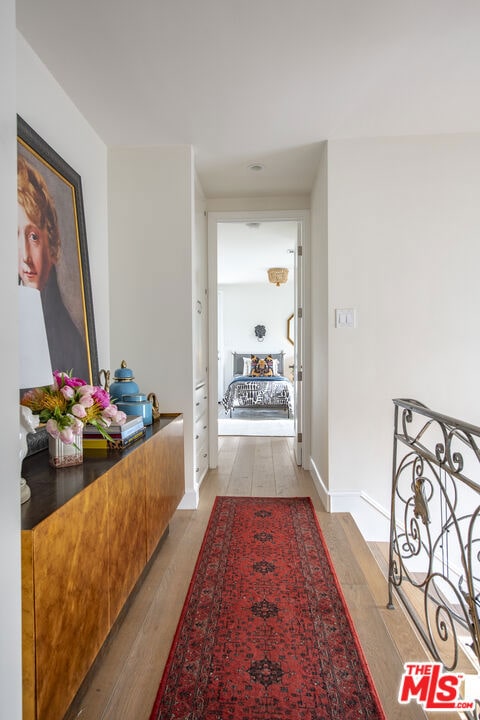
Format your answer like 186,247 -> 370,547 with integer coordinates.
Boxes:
48,434 -> 83,468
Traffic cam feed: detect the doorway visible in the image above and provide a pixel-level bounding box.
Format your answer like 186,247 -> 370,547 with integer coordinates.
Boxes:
208,210 -> 309,469
217,220 -> 296,438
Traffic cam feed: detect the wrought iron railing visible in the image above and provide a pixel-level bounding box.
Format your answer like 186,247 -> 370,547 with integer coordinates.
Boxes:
388,399 -> 480,716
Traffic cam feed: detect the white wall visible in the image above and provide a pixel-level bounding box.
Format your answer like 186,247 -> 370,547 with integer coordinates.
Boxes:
1,4 -> 22,717
310,134 -> 480,539
108,145 -> 198,506
16,33 -> 110,373
219,282 -> 294,394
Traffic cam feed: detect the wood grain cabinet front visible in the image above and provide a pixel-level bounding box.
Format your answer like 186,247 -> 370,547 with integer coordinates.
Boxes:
21,414 -> 184,720
22,475 -> 110,720
105,448 -> 148,625
144,414 -> 185,559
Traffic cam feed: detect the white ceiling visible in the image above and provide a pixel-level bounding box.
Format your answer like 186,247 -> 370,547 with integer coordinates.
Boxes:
16,0 -> 480,198
217,221 -> 297,284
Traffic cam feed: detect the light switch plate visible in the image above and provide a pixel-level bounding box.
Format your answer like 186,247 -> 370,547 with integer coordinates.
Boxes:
335,308 -> 356,328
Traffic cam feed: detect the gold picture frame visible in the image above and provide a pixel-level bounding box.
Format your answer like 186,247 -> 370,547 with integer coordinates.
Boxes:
287,313 -> 294,345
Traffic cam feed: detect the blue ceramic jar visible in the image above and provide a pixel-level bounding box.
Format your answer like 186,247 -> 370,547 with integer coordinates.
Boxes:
109,360 -> 139,402
109,361 -> 153,425
116,393 -> 153,426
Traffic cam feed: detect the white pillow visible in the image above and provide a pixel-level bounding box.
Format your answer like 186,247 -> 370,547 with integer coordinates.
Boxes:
243,357 -> 252,375
272,359 -> 280,375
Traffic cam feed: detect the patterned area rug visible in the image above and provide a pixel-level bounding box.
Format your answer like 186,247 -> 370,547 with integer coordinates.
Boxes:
149,497 -> 386,720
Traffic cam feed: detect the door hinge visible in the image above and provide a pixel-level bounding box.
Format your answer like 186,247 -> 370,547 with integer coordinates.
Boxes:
297,245 -> 303,256
297,307 -> 303,319
297,432 -> 303,443
297,370 -> 303,381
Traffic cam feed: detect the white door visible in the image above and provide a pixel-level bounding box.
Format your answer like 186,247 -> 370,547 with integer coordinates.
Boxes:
293,223 -> 303,466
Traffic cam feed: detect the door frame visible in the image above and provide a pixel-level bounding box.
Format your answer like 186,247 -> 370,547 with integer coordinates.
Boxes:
207,209 -> 310,469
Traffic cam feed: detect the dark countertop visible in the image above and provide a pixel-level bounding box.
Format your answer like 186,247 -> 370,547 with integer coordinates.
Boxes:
21,415 -> 179,531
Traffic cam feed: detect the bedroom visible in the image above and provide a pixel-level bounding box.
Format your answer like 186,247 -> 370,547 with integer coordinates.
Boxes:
217,220 -> 297,437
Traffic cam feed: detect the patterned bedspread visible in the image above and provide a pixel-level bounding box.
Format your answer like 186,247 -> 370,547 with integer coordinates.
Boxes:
222,375 -> 294,416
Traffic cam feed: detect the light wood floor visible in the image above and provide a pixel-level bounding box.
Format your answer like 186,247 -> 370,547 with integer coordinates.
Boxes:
64,436 -> 456,720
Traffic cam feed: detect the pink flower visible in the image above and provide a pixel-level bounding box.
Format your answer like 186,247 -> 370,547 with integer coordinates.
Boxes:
53,371 -> 86,390
113,410 -> 127,425
71,417 -> 84,435
59,426 -> 74,444
52,371 -> 66,390
46,418 -> 60,438
92,387 -> 111,409
102,404 -> 119,419
78,385 -> 94,396
60,386 -> 75,400
69,377 -> 86,388
71,403 -> 87,419
79,394 -> 94,408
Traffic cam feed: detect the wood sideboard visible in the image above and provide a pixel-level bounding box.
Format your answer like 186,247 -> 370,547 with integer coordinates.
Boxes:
21,414 -> 184,720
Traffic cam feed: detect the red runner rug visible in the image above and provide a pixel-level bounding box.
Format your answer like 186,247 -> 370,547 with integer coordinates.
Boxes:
149,497 -> 386,720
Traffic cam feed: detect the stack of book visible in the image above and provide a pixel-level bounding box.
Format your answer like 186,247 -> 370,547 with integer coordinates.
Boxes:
83,415 -> 145,451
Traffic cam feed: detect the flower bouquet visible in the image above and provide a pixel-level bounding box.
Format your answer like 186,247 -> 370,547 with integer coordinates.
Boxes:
21,371 -> 127,466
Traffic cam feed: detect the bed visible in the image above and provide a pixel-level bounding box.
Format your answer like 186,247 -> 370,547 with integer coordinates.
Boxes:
222,352 -> 294,417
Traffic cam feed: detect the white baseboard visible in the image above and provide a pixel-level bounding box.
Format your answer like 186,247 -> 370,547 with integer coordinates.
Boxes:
308,458 -> 390,541
330,491 -> 390,541
177,487 -> 199,510
309,457 -> 330,510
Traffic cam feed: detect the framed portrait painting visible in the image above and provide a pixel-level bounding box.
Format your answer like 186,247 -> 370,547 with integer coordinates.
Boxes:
17,116 -> 99,452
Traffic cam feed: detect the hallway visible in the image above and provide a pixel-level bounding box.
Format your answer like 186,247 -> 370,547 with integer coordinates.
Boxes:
64,436 -> 434,720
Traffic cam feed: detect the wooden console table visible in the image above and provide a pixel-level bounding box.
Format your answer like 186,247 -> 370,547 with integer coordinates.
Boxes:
21,414 -> 184,720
